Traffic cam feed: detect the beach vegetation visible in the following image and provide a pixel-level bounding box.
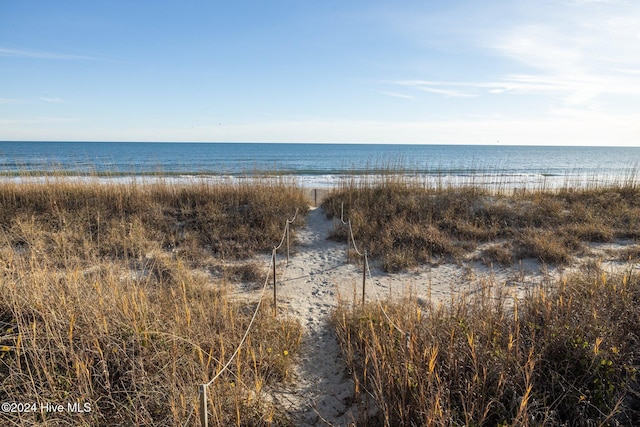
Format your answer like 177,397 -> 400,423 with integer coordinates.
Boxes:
322,175 -> 640,271
326,173 -> 640,425
334,269 -> 640,425
3,170 -> 640,426
0,178 -> 307,426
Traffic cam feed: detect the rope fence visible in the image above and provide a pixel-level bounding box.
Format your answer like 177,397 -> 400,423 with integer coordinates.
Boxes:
188,201 -> 409,426
186,208 -> 298,427
339,203 -> 369,305
339,203 -> 410,348
336,203 -> 414,415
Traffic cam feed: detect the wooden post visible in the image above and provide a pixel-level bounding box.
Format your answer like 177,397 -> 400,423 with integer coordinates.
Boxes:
272,249 -> 277,317
346,233 -> 351,263
199,384 -> 208,427
286,222 -> 290,264
362,251 -> 367,306
346,219 -> 352,263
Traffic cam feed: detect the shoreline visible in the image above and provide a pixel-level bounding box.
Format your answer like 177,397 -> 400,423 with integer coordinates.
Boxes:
1,171 -> 638,192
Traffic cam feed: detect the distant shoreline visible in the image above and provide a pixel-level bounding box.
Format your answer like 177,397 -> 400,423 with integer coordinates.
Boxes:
0,171 -> 637,192
1,142 -> 639,188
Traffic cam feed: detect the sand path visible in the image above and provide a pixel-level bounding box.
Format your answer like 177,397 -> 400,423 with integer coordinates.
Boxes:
269,206 -> 365,426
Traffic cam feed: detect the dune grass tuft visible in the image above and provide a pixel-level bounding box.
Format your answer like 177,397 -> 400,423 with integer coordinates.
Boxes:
322,176 -> 640,271
334,269 -> 640,426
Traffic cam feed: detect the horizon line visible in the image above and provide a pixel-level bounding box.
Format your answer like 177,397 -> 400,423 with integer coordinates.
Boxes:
1,140 -> 639,148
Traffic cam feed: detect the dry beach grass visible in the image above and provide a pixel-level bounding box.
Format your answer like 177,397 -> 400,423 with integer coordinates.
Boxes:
334,271 -> 640,426
324,176 -> 640,426
1,174 -> 640,426
322,175 -> 640,271
0,178 -> 307,426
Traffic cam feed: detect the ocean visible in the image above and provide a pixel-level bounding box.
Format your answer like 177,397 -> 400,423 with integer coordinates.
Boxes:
1,141 -> 639,189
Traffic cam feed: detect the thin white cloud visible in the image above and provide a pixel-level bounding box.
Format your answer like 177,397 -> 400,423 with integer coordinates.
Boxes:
393,71 -> 640,107
0,98 -> 23,104
495,25 -> 585,75
393,81 -> 477,98
40,96 -> 67,104
492,2 -> 640,104
377,91 -> 415,99
414,86 -> 477,98
0,47 -> 97,61
392,79 -> 526,97
384,0 -> 640,113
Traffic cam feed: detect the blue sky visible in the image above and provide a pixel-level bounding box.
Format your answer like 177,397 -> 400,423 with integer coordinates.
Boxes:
1,0 -> 640,145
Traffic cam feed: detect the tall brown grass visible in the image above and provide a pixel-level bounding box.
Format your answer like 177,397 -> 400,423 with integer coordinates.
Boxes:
326,174 -> 640,426
334,269 -> 640,426
0,178 -> 308,426
322,176 -> 640,271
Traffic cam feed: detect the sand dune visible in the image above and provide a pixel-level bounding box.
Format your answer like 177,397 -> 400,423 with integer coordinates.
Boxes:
253,205 -> 563,425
